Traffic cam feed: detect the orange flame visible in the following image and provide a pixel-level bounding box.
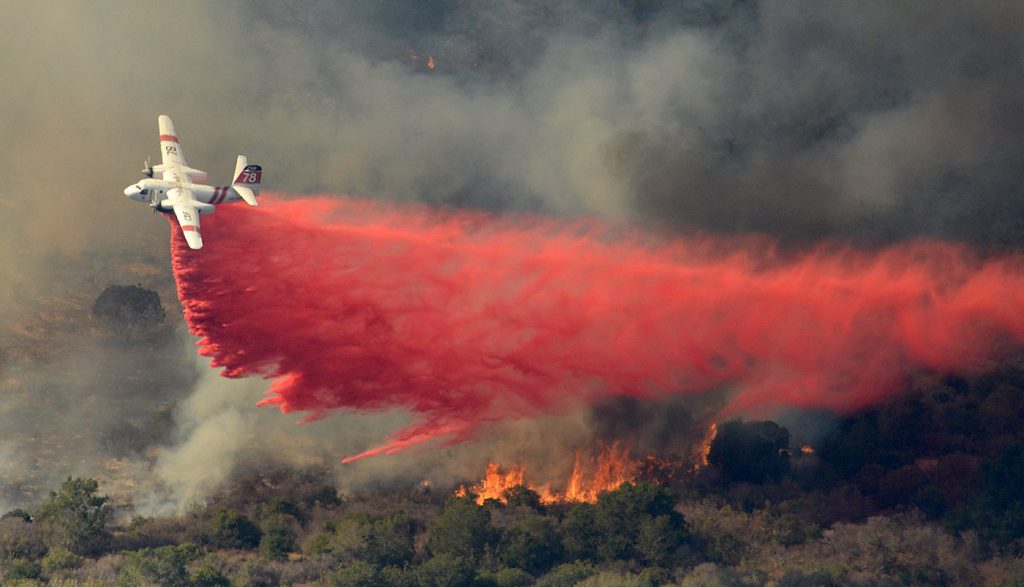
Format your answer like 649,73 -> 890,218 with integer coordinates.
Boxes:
456,443 -> 638,505
800,444 -> 815,455
426,56 -> 436,70
693,422 -> 718,470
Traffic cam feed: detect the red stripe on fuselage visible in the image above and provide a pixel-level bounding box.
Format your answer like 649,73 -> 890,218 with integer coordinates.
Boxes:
159,134 -> 179,143
181,225 -> 199,232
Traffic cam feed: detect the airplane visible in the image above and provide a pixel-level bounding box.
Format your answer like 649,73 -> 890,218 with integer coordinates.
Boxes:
123,115 -> 261,249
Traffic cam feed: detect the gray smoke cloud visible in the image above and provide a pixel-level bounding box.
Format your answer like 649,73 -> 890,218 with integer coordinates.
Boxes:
2,0 -> 1023,510
140,354 -> 619,513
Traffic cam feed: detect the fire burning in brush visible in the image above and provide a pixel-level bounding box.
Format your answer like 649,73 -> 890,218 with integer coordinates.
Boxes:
454,428 -> 718,506
456,443 -> 639,505
694,422 -> 718,470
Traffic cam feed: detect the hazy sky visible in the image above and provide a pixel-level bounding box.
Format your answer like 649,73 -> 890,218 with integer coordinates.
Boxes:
3,0 -> 1023,274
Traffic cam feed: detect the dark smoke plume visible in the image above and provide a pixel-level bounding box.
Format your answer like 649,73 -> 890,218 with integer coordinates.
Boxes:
172,195 -> 1024,461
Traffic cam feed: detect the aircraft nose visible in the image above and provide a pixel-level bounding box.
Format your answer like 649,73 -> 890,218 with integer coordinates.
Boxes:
124,184 -> 140,197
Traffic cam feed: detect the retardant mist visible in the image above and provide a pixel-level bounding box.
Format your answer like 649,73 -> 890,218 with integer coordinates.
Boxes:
170,195 -> 1024,461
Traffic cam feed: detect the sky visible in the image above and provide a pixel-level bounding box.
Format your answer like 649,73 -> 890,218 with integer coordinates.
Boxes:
1,0 -> 1023,511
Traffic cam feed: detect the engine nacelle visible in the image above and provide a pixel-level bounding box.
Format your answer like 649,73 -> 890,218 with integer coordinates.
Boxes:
143,167 -> 154,178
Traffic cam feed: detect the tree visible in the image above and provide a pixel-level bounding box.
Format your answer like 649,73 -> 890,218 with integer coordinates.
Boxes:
208,509 -> 262,549
502,485 -> 543,510
591,482 -> 688,563
362,512 -> 415,567
36,477 -> 110,556
946,444 -> 1024,548
427,498 -> 496,560
562,503 -> 599,561
92,284 -> 165,339
708,420 -> 791,484
499,515 -> 563,575
312,511 -> 415,567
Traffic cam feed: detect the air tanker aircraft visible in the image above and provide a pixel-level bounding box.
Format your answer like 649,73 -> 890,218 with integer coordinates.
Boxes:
123,115 -> 261,249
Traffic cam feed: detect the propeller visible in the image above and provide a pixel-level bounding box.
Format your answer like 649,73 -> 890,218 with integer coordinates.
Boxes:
141,157 -> 154,178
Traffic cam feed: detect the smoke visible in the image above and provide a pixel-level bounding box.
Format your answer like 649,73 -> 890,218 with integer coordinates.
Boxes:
169,196 -> 1024,461
3,0 -> 1024,508
3,1 -> 1024,279
149,368 -> 259,511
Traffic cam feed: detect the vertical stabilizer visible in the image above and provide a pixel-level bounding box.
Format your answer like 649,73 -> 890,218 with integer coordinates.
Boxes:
231,155 -> 261,206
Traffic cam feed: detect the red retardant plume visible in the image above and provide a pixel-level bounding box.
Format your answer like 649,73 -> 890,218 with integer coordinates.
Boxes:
170,195 -> 1024,461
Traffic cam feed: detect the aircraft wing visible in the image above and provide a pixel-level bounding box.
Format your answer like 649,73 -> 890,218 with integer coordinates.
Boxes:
172,201 -> 203,250
157,115 -> 208,182
158,115 -> 188,168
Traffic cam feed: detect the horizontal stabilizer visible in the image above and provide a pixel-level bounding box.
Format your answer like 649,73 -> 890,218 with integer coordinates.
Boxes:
233,185 -> 258,207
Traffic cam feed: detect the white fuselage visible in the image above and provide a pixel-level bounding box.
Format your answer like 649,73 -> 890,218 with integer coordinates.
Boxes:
123,174 -> 241,215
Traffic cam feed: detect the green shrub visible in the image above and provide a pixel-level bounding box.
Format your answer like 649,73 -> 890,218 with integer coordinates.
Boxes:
92,284 -> 166,339
191,555 -> 231,587
536,561 -> 597,587
321,511 -> 416,566
638,567 -> 675,587
415,554 -> 476,587
0,519 -> 48,561
592,482 -> 688,563
500,515 -> 563,574
493,566 -> 535,587
261,497 -> 305,524
427,498 -> 496,560
327,560 -> 379,586
117,544 -> 199,587
3,558 -> 42,582
40,547 -> 83,573
1,510 -> 32,523
563,503 -> 599,561
379,565 -> 417,587
259,519 -> 297,560
708,420 -> 791,484
209,509 -> 262,550
234,559 -> 280,587
502,485 -> 543,510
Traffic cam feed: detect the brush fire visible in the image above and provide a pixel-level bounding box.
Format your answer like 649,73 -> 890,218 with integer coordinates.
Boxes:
455,443 -> 639,505
456,422 -> 720,505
